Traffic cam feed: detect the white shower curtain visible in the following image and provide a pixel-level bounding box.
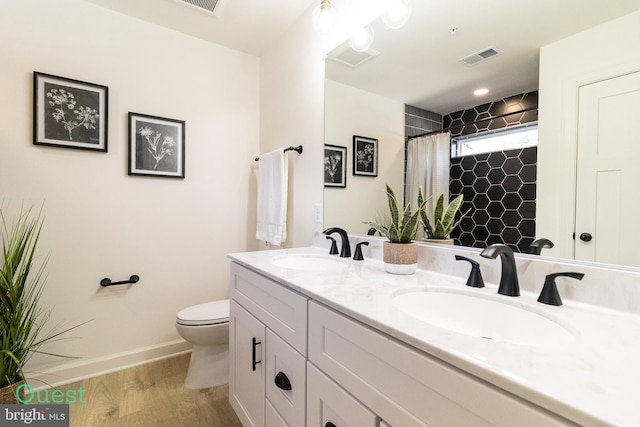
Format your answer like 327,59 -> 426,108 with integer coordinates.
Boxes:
405,132 -> 451,218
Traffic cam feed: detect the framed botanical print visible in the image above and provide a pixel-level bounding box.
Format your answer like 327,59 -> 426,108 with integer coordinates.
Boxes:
324,144 -> 347,188
353,135 -> 378,177
128,112 -> 185,179
33,72 -> 108,152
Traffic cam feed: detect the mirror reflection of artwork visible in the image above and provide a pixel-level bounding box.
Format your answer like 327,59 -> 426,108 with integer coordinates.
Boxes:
324,144 -> 346,188
353,135 -> 378,177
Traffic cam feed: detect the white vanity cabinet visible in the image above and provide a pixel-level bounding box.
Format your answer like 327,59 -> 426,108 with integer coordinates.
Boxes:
229,262 -> 308,427
229,259 -> 582,427
230,301 -> 266,427
308,302 -> 578,427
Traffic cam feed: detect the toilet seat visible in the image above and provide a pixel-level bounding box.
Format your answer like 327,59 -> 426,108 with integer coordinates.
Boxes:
176,299 -> 229,327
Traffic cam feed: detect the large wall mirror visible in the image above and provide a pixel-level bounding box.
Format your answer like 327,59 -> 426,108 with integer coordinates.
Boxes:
323,0 -> 640,268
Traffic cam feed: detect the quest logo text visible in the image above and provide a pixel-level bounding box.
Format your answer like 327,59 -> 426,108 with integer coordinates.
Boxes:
1,384 -> 86,426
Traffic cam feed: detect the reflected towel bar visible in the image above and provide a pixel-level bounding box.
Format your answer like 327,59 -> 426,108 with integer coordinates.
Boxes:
100,275 -> 139,287
254,145 -> 303,161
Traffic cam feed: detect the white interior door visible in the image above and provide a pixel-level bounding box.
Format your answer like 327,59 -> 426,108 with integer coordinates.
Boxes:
575,71 -> 640,266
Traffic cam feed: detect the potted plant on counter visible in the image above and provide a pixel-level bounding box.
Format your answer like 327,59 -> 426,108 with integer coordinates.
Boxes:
365,184 -> 425,274
418,188 -> 468,244
0,207 -> 85,403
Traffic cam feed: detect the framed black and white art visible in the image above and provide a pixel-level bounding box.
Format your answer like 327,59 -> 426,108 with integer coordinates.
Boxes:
128,112 -> 185,179
33,72 -> 108,152
353,135 -> 378,177
324,144 -> 347,188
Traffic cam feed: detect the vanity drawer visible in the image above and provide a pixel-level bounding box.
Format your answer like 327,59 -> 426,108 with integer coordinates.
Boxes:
266,400 -> 288,427
265,329 -> 306,427
230,262 -> 308,355
307,362 -> 378,427
308,302 -> 578,427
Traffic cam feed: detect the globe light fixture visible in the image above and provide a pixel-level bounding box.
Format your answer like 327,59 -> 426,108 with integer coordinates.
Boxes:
348,25 -> 375,52
382,0 -> 412,29
312,0 -> 338,36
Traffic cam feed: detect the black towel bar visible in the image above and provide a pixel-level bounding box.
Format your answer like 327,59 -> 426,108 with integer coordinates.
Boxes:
255,145 -> 303,161
100,275 -> 139,287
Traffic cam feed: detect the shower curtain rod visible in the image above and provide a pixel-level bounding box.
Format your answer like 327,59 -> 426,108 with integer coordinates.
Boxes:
407,106 -> 537,141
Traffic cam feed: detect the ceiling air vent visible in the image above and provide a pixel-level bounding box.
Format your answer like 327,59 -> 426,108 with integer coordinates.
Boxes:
176,0 -> 228,17
460,46 -> 502,66
327,46 -> 380,68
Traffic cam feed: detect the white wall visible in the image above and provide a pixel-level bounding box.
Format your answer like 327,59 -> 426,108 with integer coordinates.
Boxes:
257,1 -> 391,249
259,5 -> 327,249
0,0 -> 259,383
324,80 -> 405,234
537,10 -> 640,260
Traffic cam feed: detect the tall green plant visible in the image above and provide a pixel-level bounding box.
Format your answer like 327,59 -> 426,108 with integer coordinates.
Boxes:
418,188 -> 469,239
365,184 -> 425,243
0,207 -> 83,388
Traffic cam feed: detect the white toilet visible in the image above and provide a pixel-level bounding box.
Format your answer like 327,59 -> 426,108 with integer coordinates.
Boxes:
175,299 -> 230,389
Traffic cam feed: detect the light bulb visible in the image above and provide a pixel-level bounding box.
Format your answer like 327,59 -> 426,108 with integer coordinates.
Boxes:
312,0 -> 337,36
348,25 -> 374,52
382,0 -> 412,29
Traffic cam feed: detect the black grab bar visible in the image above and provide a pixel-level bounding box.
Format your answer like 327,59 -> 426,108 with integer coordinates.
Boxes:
100,275 -> 139,287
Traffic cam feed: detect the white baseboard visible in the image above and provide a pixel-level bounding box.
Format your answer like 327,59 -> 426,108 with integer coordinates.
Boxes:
25,339 -> 193,389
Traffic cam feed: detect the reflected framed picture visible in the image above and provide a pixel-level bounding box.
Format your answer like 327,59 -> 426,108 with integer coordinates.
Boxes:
33,72 -> 108,152
128,112 -> 185,179
324,144 -> 346,188
353,135 -> 378,177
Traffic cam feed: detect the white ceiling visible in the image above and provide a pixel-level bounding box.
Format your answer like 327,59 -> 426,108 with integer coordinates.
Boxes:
82,0 -> 640,114
81,0 -> 317,56
326,0 -> 640,114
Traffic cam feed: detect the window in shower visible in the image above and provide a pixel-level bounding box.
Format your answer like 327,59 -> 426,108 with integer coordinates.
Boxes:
451,124 -> 538,158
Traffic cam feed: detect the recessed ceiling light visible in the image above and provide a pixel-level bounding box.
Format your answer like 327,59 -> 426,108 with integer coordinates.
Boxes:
474,88 -> 489,96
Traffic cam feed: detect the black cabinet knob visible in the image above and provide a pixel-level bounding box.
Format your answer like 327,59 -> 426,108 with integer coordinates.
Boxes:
579,232 -> 592,242
274,371 -> 292,391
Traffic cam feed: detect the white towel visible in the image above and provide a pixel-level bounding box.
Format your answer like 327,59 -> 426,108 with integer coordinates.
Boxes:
256,149 -> 288,246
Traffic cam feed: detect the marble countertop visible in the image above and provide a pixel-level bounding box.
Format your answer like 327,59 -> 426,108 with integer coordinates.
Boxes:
228,246 -> 640,427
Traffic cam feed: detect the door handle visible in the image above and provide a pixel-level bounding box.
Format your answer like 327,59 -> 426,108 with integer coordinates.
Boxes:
251,337 -> 262,371
579,232 -> 593,242
274,371 -> 292,391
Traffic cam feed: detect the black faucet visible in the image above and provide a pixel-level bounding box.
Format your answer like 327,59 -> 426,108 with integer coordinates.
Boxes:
454,255 -> 485,288
353,241 -> 369,261
528,238 -> 554,255
537,272 -> 584,306
323,227 -> 351,258
480,244 -> 520,296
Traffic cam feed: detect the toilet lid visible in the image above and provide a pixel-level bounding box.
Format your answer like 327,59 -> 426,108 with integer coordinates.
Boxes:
176,299 -> 229,326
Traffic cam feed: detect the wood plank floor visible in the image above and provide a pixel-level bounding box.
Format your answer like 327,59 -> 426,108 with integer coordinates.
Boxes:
54,353 -> 243,427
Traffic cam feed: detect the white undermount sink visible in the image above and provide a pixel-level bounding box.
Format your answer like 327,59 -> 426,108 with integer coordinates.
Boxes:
392,289 -> 577,347
271,254 -> 348,272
